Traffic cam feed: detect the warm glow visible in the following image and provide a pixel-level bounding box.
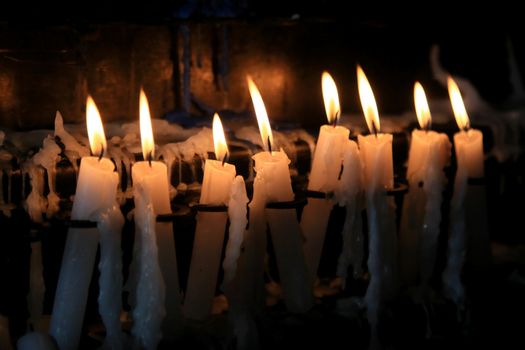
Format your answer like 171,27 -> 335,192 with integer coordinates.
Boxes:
140,88 -> 155,160
212,113 -> 229,162
414,82 -> 432,130
247,75 -> 274,152
357,65 -> 380,135
322,71 -> 341,125
447,76 -> 470,131
86,95 -> 107,157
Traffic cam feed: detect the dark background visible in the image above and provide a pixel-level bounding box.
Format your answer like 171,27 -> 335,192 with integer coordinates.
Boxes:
0,3 -> 524,348
0,1 -> 523,129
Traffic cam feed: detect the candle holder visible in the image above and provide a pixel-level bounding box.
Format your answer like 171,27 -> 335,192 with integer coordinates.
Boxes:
386,181 -> 409,196
190,203 -> 228,212
304,190 -> 334,200
155,204 -> 192,221
66,220 -> 97,228
266,197 -> 308,209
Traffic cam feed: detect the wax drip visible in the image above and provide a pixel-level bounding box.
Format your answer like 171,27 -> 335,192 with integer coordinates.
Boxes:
338,163 -> 344,181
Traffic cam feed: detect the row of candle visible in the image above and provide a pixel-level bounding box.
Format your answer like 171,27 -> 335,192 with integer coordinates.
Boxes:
16,65 -> 485,350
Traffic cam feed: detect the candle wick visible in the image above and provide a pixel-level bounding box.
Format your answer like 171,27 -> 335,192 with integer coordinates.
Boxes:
267,136 -> 272,153
98,143 -> 104,161
371,123 -> 378,139
332,110 -> 340,128
148,151 -> 153,167
222,153 -> 229,166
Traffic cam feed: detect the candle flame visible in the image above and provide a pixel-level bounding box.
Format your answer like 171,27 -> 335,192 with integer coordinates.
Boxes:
322,71 -> 341,125
140,88 -> 155,161
357,65 -> 380,135
247,75 -> 273,152
86,95 -> 107,158
212,113 -> 229,163
447,76 -> 470,131
414,82 -> 432,130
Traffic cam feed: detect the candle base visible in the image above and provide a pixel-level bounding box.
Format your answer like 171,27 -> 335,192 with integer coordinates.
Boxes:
265,198 -> 313,313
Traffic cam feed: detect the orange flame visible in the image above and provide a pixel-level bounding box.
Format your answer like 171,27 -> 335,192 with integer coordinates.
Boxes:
247,75 -> 274,152
414,82 -> 432,130
322,71 -> 341,125
139,88 -> 155,160
447,76 -> 470,131
212,113 -> 229,162
357,65 -> 380,135
86,95 -> 107,157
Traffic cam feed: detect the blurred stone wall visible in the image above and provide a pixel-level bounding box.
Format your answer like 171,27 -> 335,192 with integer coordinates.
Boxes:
0,16 -> 517,130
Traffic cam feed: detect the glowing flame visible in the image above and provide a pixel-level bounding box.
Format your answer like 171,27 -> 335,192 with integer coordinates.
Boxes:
213,113 -> 229,163
322,71 -> 341,125
357,65 -> 380,135
447,76 -> 470,131
140,88 -> 155,161
86,95 -> 107,157
247,75 -> 273,152
414,82 -> 432,130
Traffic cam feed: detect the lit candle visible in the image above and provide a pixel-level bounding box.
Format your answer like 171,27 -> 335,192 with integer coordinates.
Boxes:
356,65 -> 397,329
246,76 -> 312,313
50,96 -> 123,350
131,89 -> 182,348
183,113 -> 236,320
442,76 -> 489,304
399,82 -> 451,288
301,72 -> 349,287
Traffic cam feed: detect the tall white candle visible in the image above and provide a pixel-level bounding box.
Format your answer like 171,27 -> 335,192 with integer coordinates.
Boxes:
399,82 -> 451,287
131,89 -> 182,348
183,113 -> 236,321
50,96 -> 122,350
443,77 -> 488,304
247,76 -> 312,313
356,65 -> 397,331
302,72 -> 349,287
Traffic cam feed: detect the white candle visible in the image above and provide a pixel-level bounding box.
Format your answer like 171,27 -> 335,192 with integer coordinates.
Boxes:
399,82 -> 451,287
183,113 -> 236,321
356,65 -> 397,330
50,96 -> 122,350
443,77 -> 488,304
302,72 -> 349,287
131,89 -> 182,348
246,76 -> 312,313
